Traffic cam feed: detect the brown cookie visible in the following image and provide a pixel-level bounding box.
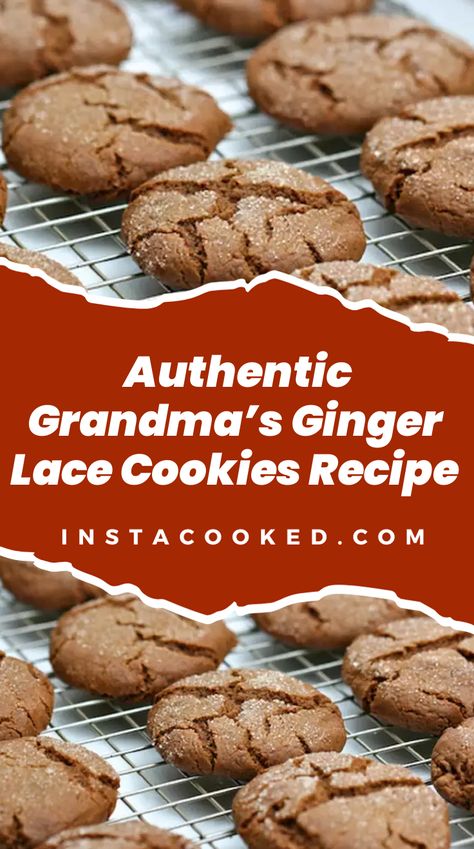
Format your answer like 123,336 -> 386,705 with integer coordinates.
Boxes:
0,244 -> 81,286
3,67 -> 232,199
122,159 -> 366,287
0,737 -> 119,848
432,718 -> 474,810
0,653 -> 54,741
50,594 -> 237,701
0,558 -> 101,610
253,595 -> 411,650
176,0 -> 374,39
147,668 -> 346,780
361,97 -> 474,238
37,823 -> 194,849
343,617 -> 474,734
233,752 -> 450,849
247,16 -> 474,135
0,0 -> 132,88
0,173 -> 6,223
293,261 -> 474,335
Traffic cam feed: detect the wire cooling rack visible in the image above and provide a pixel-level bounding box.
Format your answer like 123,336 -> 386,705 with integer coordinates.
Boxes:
0,587 -> 473,847
0,0 -> 473,302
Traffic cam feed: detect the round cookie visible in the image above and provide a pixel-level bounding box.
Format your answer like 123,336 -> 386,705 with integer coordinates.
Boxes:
0,244 -> 81,286
50,594 -> 237,701
432,719 -> 474,810
147,668 -> 346,780
0,737 -> 119,848
121,159 -> 366,287
37,823 -> 194,849
361,97 -> 474,238
0,0 -> 132,89
293,261 -> 474,335
3,67 -> 232,200
0,653 -> 54,741
246,16 -> 474,135
233,752 -> 450,849
0,558 -> 101,610
253,594 -> 411,650
343,617 -> 474,734
176,0 -> 374,39
0,173 -> 6,224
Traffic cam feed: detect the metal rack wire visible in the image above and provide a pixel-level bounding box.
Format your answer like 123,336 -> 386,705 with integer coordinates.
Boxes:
0,586 -> 473,847
0,0 -> 473,302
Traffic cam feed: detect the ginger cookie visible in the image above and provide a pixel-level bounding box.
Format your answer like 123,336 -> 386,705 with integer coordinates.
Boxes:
0,558 -> 100,610
233,752 -> 450,849
343,617 -> 474,734
361,97 -> 474,238
37,823 -> 195,849
0,0 -> 132,88
3,67 -> 232,199
0,173 -> 6,224
293,261 -> 474,335
50,594 -> 237,701
0,244 -> 81,286
247,16 -> 474,135
121,158 -> 366,287
147,668 -> 346,780
0,737 -> 119,848
432,718 -> 474,810
176,0 -> 374,39
253,595 -> 410,650
0,653 -> 54,741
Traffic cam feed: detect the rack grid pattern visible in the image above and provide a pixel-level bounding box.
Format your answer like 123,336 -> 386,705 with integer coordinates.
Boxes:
0,588 -> 473,847
0,0 -> 473,303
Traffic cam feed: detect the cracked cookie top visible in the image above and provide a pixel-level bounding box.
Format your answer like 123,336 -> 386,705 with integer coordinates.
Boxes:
176,0 -> 374,39
293,261 -> 474,336
0,0 -> 132,88
253,595 -> 411,650
147,668 -> 346,780
361,96 -> 474,238
121,158 -> 366,287
0,559 -> 100,609
432,718 -> 474,810
0,173 -> 6,224
246,16 -> 474,135
50,594 -> 237,701
343,617 -> 474,734
3,66 -> 232,199
0,652 -> 54,741
0,737 -> 119,848
37,822 -> 195,849
0,246 -> 81,287
233,751 -> 450,849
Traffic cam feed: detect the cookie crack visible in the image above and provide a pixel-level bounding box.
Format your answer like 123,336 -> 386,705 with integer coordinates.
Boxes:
419,688 -> 469,721
266,61 -> 344,106
31,0 -> 75,72
353,634 -> 473,711
244,766 -> 420,837
34,740 -> 118,792
131,173 -> 348,210
317,268 -> 457,308
155,673 -> 333,711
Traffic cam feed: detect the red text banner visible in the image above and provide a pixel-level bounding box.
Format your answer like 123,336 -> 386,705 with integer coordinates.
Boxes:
0,263 -> 472,620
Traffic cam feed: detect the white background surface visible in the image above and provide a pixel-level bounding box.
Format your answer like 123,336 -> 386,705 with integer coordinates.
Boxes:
406,0 -> 474,40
